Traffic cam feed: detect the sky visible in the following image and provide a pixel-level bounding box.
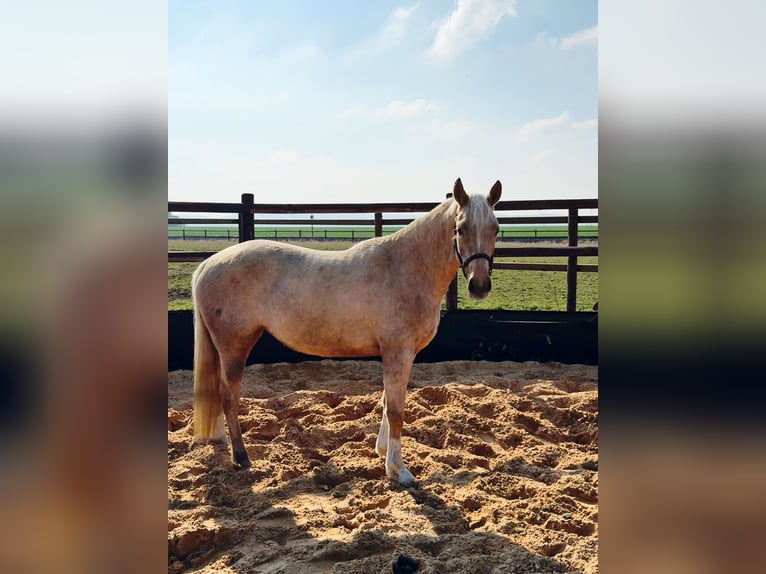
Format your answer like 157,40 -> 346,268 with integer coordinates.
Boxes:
169,0 -> 597,205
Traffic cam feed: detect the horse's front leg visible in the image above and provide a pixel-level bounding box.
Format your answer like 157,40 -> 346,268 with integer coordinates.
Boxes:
380,349 -> 416,487
375,390 -> 389,458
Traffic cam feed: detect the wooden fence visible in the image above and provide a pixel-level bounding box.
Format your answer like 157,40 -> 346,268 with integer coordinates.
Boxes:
168,227 -> 595,242
168,193 -> 598,312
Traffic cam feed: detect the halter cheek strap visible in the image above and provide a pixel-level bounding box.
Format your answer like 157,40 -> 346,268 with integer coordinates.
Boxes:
453,235 -> 494,279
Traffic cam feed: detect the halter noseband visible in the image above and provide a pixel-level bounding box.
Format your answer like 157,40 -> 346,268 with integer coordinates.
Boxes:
453,232 -> 494,279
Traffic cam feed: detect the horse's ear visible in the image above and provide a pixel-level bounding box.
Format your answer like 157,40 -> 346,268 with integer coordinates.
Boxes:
487,180 -> 502,207
453,178 -> 469,206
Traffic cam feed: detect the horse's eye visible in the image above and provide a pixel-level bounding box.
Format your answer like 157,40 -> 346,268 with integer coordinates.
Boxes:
456,227 -> 464,236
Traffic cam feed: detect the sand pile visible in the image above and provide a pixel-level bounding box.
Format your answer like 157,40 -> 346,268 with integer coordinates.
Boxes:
168,360 -> 598,573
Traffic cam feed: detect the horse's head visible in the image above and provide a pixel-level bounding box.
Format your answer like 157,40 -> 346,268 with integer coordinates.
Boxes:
452,178 -> 502,300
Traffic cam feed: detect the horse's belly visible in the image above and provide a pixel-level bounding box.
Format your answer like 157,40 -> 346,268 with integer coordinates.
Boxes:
268,319 -> 380,358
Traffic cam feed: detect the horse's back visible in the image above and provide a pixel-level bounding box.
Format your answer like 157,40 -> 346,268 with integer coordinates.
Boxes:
193,240 -> 389,356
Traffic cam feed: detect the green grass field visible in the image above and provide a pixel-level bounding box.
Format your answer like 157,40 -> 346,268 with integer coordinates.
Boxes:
168,239 -> 598,312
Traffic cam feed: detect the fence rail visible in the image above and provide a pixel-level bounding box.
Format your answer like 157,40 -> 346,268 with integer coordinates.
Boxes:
168,193 -> 598,311
168,215 -> 598,227
168,228 -> 595,242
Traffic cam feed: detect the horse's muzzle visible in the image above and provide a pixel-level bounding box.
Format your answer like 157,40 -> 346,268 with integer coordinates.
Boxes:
467,275 -> 492,299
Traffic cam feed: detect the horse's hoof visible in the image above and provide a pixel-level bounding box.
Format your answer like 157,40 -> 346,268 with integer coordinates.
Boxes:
233,452 -> 252,470
397,468 -> 417,488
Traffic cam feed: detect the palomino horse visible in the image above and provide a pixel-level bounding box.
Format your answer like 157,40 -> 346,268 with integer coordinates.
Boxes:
192,178 -> 501,486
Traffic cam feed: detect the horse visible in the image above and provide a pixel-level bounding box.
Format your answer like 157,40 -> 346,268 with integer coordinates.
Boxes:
191,178 -> 501,486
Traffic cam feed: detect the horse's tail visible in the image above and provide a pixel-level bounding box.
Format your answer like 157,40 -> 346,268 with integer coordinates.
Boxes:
191,268 -> 223,442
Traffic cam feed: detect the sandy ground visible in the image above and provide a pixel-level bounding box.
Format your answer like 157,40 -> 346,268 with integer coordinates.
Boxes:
168,360 -> 598,573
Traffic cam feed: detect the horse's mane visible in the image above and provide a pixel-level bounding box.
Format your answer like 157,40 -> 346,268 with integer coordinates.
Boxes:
374,194 -> 493,248
374,199 -> 456,246
455,195 -> 495,231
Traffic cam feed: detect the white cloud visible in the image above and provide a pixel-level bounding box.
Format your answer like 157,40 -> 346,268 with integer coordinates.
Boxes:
517,111 -> 570,139
558,25 -> 598,50
428,0 -> 516,60
378,4 -> 418,49
428,118 -> 475,141
570,119 -> 598,129
339,98 -> 439,120
528,148 -> 555,164
517,111 -> 597,140
170,144 -> 448,204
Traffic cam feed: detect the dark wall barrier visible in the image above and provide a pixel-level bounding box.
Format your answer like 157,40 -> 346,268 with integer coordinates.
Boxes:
168,310 -> 597,371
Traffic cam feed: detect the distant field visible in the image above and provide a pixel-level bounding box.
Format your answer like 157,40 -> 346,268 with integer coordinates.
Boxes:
168,239 -> 598,312
168,224 -> 598,241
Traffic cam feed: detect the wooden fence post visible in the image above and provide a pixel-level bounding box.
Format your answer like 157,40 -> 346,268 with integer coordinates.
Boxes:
374,212 -> 383,237
239,193 -> 254,242
445,192 -> 458,311
566,208 -> 579,312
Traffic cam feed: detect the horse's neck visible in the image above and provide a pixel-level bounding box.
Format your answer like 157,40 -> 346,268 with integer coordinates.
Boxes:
393,200 -> 459,298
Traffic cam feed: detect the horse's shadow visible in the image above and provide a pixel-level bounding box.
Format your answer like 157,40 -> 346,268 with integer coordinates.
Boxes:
169,446 -> 574,573
169,444 -> 306,570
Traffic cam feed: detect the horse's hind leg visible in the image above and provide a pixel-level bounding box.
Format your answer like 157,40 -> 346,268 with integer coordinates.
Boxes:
380,349 -> 416,487
219,361 -> 249,469
218,329 -> 263,470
